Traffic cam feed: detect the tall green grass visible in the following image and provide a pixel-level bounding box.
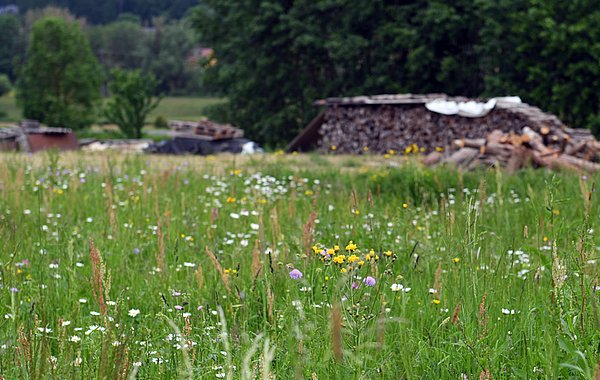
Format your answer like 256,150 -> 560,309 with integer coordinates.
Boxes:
0,153 -> 599,379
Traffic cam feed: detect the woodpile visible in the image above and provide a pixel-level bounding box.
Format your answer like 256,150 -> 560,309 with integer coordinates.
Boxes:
169,119 -> 244,140
316,101 -> 564,154
288,93 -> 600,172
425,127 -> 600,172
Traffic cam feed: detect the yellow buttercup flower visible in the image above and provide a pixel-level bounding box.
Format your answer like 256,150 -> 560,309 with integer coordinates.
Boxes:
333,255 -> 346,264
347,254 -> 360,264
345,241 -> 357,252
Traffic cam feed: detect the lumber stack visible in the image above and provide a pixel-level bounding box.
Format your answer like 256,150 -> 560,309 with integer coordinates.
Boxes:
169,119 -> 244,140
425,127 -> 600,172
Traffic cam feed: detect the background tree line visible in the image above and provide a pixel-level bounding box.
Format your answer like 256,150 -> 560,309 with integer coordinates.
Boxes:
0,0 -> 197,24
0,6 -> 204,96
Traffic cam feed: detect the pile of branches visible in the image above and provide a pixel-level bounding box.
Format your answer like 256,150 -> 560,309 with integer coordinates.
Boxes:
424,127 -> 600,172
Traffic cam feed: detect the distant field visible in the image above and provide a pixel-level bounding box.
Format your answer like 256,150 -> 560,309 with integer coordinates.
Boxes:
0,94 -> 21,122
0,95 -> 225,124
149,96 -> 224,121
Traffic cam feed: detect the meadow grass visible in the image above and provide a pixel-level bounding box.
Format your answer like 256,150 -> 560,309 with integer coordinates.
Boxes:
0,152 -> 599,379
149,97 -> 225,121
0,94 -> 21,122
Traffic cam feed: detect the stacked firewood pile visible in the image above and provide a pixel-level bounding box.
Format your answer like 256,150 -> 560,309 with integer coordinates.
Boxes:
313,95 -> 568,155
169,119 -> 244,140
424,127 -> 600,172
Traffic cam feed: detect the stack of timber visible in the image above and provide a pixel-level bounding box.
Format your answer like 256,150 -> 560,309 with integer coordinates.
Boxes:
424,127 -> 600,172
169,119 -> 244,140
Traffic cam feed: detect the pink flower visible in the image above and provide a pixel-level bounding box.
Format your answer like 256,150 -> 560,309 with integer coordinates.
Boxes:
363,276 -> 376,287
289,269 -> 303,279
351,282 -> 359,290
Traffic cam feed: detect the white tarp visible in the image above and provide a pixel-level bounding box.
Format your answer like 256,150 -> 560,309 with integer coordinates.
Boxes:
425,96 -> 522,118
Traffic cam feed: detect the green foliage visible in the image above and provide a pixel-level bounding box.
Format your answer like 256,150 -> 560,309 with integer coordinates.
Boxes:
16,17 -> 102,130
146,20 -> 200,94
7,0 -> 199,23
154,115 -> 169,129
479,0 -> 600,138
0,14 -> 23,80
88,21 -> 148,71
0,74 -> 11,97
104,69 -> 162,138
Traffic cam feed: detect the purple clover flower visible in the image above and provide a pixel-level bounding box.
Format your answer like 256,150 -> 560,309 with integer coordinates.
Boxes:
289,269 -> 303,280
351,282 -> 359,290
363,276 -> 376,287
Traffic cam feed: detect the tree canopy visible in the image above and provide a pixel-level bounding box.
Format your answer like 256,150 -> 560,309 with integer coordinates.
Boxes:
0,0 -> 199,24
104,69 -> 161,138
16,17 -> 102,129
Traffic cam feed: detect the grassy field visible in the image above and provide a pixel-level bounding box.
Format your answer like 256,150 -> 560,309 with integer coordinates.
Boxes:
0,152 -> 599,379
0,94 -> 20,122
0,95 -> 224,124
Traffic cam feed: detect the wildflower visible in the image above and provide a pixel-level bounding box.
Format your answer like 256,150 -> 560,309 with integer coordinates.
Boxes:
61,320 -> 71,327
133,248 -> 140,254
330,145 -> 337,151
453,257 -> 460,263
347,254 -> 360,264
334,245 -> 340,252
391,283 -> 403,292
345,241 -> 357,252
363,276 -> 376,287
79,298 -> 87,303
175,305 -> 183,310
289,269 -> 303,280
340,268 -> 347,273
501,308 -> 517,315
10,287 -> 18,293
312,245 -> 320,254
385,250 -> 392,257
432,299 -> 441,305
69,335 -> 81,343
333,255 -> 346,264
402,203 -> 408,209
351,282 -> 359,290
128,309 -> 140,317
